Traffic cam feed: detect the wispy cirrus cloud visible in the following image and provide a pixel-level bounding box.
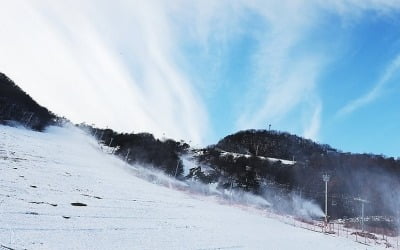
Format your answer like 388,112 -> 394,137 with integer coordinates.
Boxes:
172,0 -> 327,140
303,101 -> 323,140
337,53 -> 400,117
0,0 -> 209,144
227,0 -> 400,140
230,1 -> 326,139
1,0 -> 400,145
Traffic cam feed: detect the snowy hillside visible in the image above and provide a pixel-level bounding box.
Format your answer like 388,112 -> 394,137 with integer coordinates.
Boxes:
217,149 -> 296,165
0,125 -> 385,249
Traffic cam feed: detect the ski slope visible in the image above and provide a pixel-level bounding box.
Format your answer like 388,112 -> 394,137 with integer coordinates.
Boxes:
0,125 -> 380,249
218,150 -> 296,165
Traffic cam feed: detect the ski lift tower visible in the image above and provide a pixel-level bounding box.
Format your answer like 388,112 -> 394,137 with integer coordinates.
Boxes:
354,197 -> 369,231
322,173 -> 330,225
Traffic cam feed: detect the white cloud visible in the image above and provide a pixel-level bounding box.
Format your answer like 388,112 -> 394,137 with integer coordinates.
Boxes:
231,1 -> 324,137
1,0 -> 400,145
320,0 -> 400,16
0,0 -> 209,144
230,0 -> 400,138
337,53 -> 400,116
236,57 -> 324,128
303,101 -> 322,140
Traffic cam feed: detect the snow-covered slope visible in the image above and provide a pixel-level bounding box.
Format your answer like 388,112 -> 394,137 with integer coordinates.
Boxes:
0,125 -> 380,249
218,149 -> 296,165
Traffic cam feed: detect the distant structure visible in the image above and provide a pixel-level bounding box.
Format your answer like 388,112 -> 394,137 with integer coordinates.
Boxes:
354,197 -> 369,231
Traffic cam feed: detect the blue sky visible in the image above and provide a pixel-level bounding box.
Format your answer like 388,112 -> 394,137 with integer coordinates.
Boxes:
1,1 -> 399,157
178,2 -> 400,157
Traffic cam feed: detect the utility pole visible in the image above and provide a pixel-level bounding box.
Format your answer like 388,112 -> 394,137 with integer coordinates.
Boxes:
354,197 -> 369,231
230,179 -> 234,202
99,131 -> 105,142
397,209 -> 400,234
174,161 -> 180,178
124,148 -> 131,163
322,174 -> 330,226
25,113 -> 33,126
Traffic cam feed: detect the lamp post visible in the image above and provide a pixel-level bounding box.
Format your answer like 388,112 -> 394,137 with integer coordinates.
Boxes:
322,174 -> 330,226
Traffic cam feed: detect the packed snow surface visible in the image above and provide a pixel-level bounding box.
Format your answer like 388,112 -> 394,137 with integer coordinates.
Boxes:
0,125 -> 379,249
218,150 -> 296,165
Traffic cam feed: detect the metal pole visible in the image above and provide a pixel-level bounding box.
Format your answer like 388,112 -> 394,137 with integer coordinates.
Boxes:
230,180 -> 234,202
354,197 -> 369,232
125,149 -> 130,162
325,180 -> 328,224
25,113 -> 33,126
174,161 -> 179,178
397,209 -> 400,246
100,131 -> 104,142
322,174 -> 330,227
361,202 -> 364,231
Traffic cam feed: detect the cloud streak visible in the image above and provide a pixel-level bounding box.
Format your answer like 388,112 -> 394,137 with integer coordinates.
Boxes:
1,0 -> 400,145
337,53 -> 400,117
303,101 -> 322,140
230,0 -> 400,139
0,0 -> 209,144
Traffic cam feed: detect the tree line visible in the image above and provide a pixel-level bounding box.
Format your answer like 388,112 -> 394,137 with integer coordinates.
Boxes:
193,129 -> 400,219
0,72 -> 57,130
